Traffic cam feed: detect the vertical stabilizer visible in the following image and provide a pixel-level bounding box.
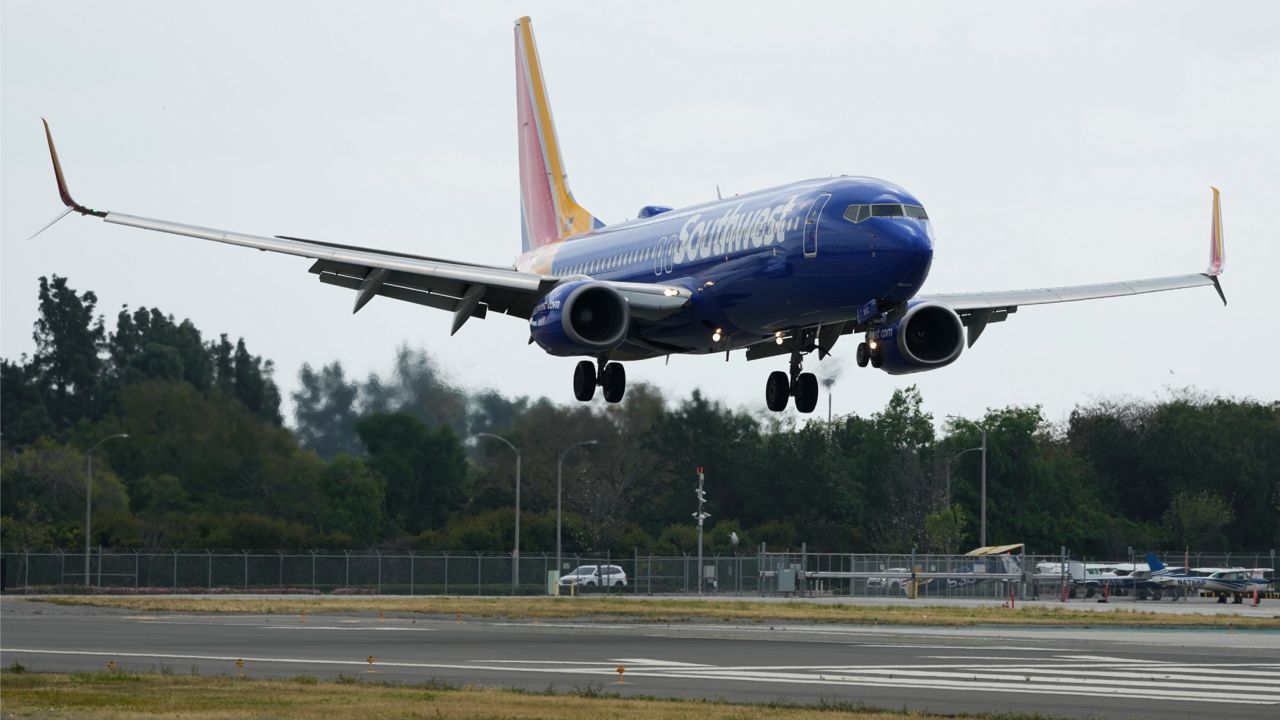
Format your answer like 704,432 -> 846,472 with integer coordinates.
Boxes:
515,16 -> 602,253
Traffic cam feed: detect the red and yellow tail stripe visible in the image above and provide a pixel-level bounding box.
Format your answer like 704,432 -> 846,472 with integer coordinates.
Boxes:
515,16 -> 602,253
1207,186 -> 1225,276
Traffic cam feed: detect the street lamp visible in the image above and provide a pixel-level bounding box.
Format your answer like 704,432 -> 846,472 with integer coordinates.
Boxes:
556,440 -> 597,583
474,433 -> 521,593
946,416 -> 987,548
85,433 -> 129,586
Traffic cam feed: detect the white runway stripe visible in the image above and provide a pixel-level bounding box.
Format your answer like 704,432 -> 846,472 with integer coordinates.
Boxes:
4,647 -> 1276,706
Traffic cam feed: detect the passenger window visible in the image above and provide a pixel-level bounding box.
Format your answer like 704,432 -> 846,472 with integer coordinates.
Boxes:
871,204 -> 904,217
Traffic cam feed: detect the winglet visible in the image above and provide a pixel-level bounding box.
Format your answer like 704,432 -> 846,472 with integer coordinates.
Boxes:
1207,186 -> 1224,277
41,119 -> 105,218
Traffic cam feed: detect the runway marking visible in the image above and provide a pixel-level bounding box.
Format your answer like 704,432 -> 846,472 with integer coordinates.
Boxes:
4,648 -> 1276,706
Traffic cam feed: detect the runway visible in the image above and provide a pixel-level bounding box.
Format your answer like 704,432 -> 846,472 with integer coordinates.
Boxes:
3,599 -> 1278,718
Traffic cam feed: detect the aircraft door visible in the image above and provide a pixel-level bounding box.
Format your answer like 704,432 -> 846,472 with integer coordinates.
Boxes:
803,193 -> 830,258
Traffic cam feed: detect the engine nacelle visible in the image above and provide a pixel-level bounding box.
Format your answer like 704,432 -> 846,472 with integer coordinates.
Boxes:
530,280 -> 631,356
869,302 -> 965,375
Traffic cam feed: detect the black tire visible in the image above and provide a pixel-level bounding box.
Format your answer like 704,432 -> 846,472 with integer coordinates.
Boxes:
856,342 -> 869,368
765,371 -> 789,412
602,362 -> 626,403
573,360 -> 596,401
870,346 -> 884,368
795,373 -> 819,414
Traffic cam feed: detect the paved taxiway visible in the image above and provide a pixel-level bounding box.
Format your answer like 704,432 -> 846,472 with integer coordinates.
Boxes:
3,599 -> 1278,718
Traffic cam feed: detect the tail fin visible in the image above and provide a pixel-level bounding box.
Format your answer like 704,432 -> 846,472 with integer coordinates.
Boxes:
515,16 -> 602,253
1145,553 -> 1166,572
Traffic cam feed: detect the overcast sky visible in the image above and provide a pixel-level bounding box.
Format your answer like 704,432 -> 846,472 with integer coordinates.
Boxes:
4,1 -> 1278,428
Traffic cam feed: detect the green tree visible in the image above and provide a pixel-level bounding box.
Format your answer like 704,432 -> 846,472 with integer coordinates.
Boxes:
924,505 -> 967,554
357,412 -> 467,534
293,361 -> 363,458
1163,489 -> 1233,548
29,275 -> 105,427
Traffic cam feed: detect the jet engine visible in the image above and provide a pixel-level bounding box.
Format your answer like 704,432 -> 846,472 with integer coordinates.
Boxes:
530,279 -> 630,356
867,302 -> 965,375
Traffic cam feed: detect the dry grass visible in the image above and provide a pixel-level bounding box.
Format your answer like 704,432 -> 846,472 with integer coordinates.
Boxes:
0,670 -> 973,720
31,595 -> 1280,628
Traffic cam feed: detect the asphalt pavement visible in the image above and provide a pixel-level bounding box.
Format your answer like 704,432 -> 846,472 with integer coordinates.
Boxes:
2,598 -> 1278,718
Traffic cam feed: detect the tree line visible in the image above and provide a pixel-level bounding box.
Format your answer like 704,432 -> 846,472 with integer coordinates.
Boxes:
2,276 -> 1277,555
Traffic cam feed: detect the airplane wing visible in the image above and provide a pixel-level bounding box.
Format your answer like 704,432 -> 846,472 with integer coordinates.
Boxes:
35,120 -> 691,334
918,187 -> 1226,347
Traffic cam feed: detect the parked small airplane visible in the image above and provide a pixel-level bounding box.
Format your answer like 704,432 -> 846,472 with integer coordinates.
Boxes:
1146,554 -> 1272,604
34,17 -> 1227,412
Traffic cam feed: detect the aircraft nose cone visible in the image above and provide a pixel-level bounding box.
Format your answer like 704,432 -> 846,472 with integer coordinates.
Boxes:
883,221 -> 933,258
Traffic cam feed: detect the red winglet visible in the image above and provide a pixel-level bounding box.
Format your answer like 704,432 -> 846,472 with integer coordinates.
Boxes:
41,119 -> 104,217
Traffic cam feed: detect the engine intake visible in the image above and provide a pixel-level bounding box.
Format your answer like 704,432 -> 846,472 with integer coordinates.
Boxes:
530,280 -> 630,356
871,302 -> 965,375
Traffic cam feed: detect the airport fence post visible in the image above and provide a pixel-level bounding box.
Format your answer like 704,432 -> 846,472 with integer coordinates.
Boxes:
683,553 -> 689,593
278,550 -> 284,589
24,549 -> 30,592
633,547 -> 638,595
243,550 -> 249,592
172,550 -> 178,591
477,552 -> 482,596
97,544 -> 103,587
409,551 -> 415,596
58,550 -> 64,591
208,550 -> 213,590
134,550 -> 140,589
444,552 -> 449,595
310,551 -> 316,592
377,550 -> 382,595
344,550 -> 350,590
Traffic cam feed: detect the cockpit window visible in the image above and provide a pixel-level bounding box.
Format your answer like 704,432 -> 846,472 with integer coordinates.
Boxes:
846,203 -> 927,222
843,204 -> 869,223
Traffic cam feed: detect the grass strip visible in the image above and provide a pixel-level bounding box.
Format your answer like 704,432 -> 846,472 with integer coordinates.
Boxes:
30,595 -> 1280,628
0,668 -> 1054,720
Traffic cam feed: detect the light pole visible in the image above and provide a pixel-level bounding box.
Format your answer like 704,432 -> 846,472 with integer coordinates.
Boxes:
475,433 -> 521,593
85,433 -> 128,586
946,416 -> 988,547
556,439 -> 597,585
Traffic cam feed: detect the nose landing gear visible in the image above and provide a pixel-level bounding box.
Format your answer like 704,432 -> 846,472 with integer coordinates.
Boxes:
573,357 -> 626,403
764,349 -> 819,413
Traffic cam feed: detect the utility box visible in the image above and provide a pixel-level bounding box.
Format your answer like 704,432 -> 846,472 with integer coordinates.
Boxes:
703,565 -> 717,591
547,570 -> 560,596
778,568 -> 798,593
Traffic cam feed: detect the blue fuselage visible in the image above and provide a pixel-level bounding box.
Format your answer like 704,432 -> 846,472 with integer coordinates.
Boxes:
518,176 -> 934,358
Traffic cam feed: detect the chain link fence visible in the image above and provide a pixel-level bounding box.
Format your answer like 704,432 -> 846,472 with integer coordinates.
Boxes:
1,548 -> 1273,600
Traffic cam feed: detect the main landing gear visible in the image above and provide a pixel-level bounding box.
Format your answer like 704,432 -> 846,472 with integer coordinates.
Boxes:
765,349 -> 819,414
573,357 -> 626,403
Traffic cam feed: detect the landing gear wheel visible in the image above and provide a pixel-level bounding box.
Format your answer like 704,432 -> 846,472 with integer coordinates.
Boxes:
765,371 -> 790,412
794,372 -> 819,414
573,360 -> 596,401
856,342 -> 869,368
870,345 -> 884,368
601,362 -> 626,403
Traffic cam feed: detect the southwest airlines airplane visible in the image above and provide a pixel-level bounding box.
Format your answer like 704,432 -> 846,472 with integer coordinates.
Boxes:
36,17 -> 1226,413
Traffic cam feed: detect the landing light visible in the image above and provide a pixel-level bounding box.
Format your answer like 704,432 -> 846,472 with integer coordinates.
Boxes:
869,338 -> 878,350
775,332 -> 784,346
712,329 -> 722,343
663,288 -> 679,297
